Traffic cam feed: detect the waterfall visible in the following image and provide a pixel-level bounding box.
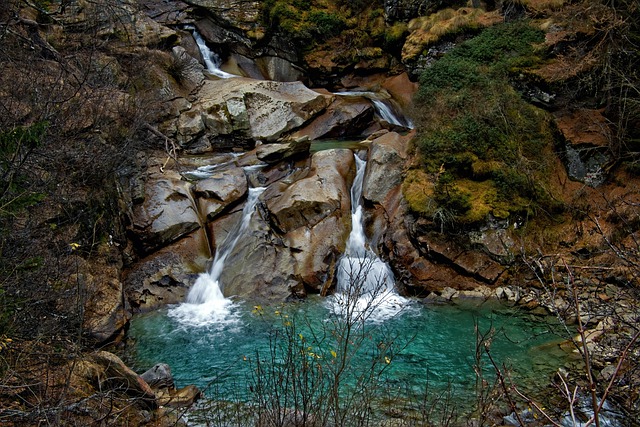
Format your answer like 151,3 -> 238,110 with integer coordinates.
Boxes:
335,91 -> 414,129
332,154 -> 407,322
191,29 -> 236,79
169,186 -> 266,327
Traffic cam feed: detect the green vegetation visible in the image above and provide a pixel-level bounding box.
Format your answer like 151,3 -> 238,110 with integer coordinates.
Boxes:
0,123 -> 48,218
261,0 -> 346,45
407,21 -> 562,226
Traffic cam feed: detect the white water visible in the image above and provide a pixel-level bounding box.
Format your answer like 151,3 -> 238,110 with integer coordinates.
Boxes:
169,187 -> 266,327
335,91 -> 414,129
191,29 -> 236,79
331,155 -> 408,322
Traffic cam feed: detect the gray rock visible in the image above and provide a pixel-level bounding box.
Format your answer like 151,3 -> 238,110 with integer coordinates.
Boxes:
141,363 -> 174,389
130,173 -> 201,253
176,79 -> 332,145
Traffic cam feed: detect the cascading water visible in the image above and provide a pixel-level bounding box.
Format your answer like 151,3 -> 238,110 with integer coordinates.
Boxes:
332,154 -> 408,322
169,186 -> 266,326
335,91 -> 414,129
191,29 -> 236,79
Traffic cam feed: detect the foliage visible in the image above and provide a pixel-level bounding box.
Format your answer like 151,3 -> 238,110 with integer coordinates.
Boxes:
261,0 -> 346,45
0,123 -> 48,218
408,21 -> 561,226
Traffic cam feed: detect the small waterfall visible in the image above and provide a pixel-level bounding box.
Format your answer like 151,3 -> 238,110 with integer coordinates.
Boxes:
169,186 -> 266,327
191,29 -> 235,79
332,154 -> 407,322
335,91 -> 414,129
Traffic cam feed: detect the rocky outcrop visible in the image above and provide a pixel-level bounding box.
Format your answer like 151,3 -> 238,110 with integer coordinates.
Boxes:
195,165 -> 248,220
288,96 -> 375,141
266,149 -> 353,233
555,108 -> 611,187
81,267 -> 130,344
217,149 -> 354,299
174,78 -> 333,147
130,169 -> 200,255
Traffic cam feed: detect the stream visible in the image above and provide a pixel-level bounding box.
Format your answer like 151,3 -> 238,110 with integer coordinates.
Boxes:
127,155 -> 569,422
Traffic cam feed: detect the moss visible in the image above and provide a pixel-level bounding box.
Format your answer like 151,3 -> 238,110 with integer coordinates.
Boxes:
402,169 -> 435,215
455,179 -> 495,223
409,21 -> 562,226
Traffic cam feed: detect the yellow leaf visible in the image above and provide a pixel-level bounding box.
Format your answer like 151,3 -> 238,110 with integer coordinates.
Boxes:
330,350 -> 337,358
385,356 -> 391,364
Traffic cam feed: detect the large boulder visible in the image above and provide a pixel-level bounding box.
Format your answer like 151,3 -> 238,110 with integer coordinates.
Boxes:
71,251 -> 131,345
363,131 -> 410,205
129,168 -> 201,254
194,165 -> 249,220
266,149 -> 353,233
288,96 -> 375,141
124,230 -> 210,313
176,78 -> 332,146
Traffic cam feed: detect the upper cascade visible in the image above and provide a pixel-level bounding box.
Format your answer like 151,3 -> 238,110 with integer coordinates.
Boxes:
335,91 -> 414,129
191,28 -> 236,79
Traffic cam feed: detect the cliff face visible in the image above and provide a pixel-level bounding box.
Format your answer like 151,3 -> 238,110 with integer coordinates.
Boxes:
0,0 -> 638,424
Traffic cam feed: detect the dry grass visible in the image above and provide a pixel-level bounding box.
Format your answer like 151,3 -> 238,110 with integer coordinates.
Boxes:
402,8 -> 503,61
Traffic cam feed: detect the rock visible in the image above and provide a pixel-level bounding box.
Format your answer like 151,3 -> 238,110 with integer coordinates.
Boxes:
288,96 -> 375,141
141,363 -> 175,389
89,351 -> 157,406
284,215 -> 348,293
194,165 -> 248,220
363,131 -> 409,205
63,251 -> 130,345
469,227 -> 517,263
255,56 -> 305,82
381,72 -> 418,111
176,78 -> 332,145
130,170 -> 201,254
158,385 -> 201,408
440,287 -> 459,300
188,1 -> 263,34
140,0 -> 193,26
170,46 -> 206,95
256,139 -> 311,164
266,149 -> 353,233
81,270 -> 131,344
124,230 -> 210,312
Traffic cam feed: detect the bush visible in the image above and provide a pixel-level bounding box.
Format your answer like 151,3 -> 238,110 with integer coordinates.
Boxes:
409,20 -> 558,225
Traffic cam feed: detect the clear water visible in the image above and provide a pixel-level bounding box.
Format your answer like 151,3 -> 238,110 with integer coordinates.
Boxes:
128,297 -> 567,412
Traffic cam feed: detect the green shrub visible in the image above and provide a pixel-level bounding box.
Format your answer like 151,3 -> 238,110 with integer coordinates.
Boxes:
308,11 -> 346,38
410,20 -> 558,225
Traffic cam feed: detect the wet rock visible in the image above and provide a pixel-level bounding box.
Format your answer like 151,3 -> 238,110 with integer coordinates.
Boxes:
256,139 -> 311,164
363,131 -> 409,205
124,231 -> 209,313
194,166 -> 248,220
255,56 -> 305,82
